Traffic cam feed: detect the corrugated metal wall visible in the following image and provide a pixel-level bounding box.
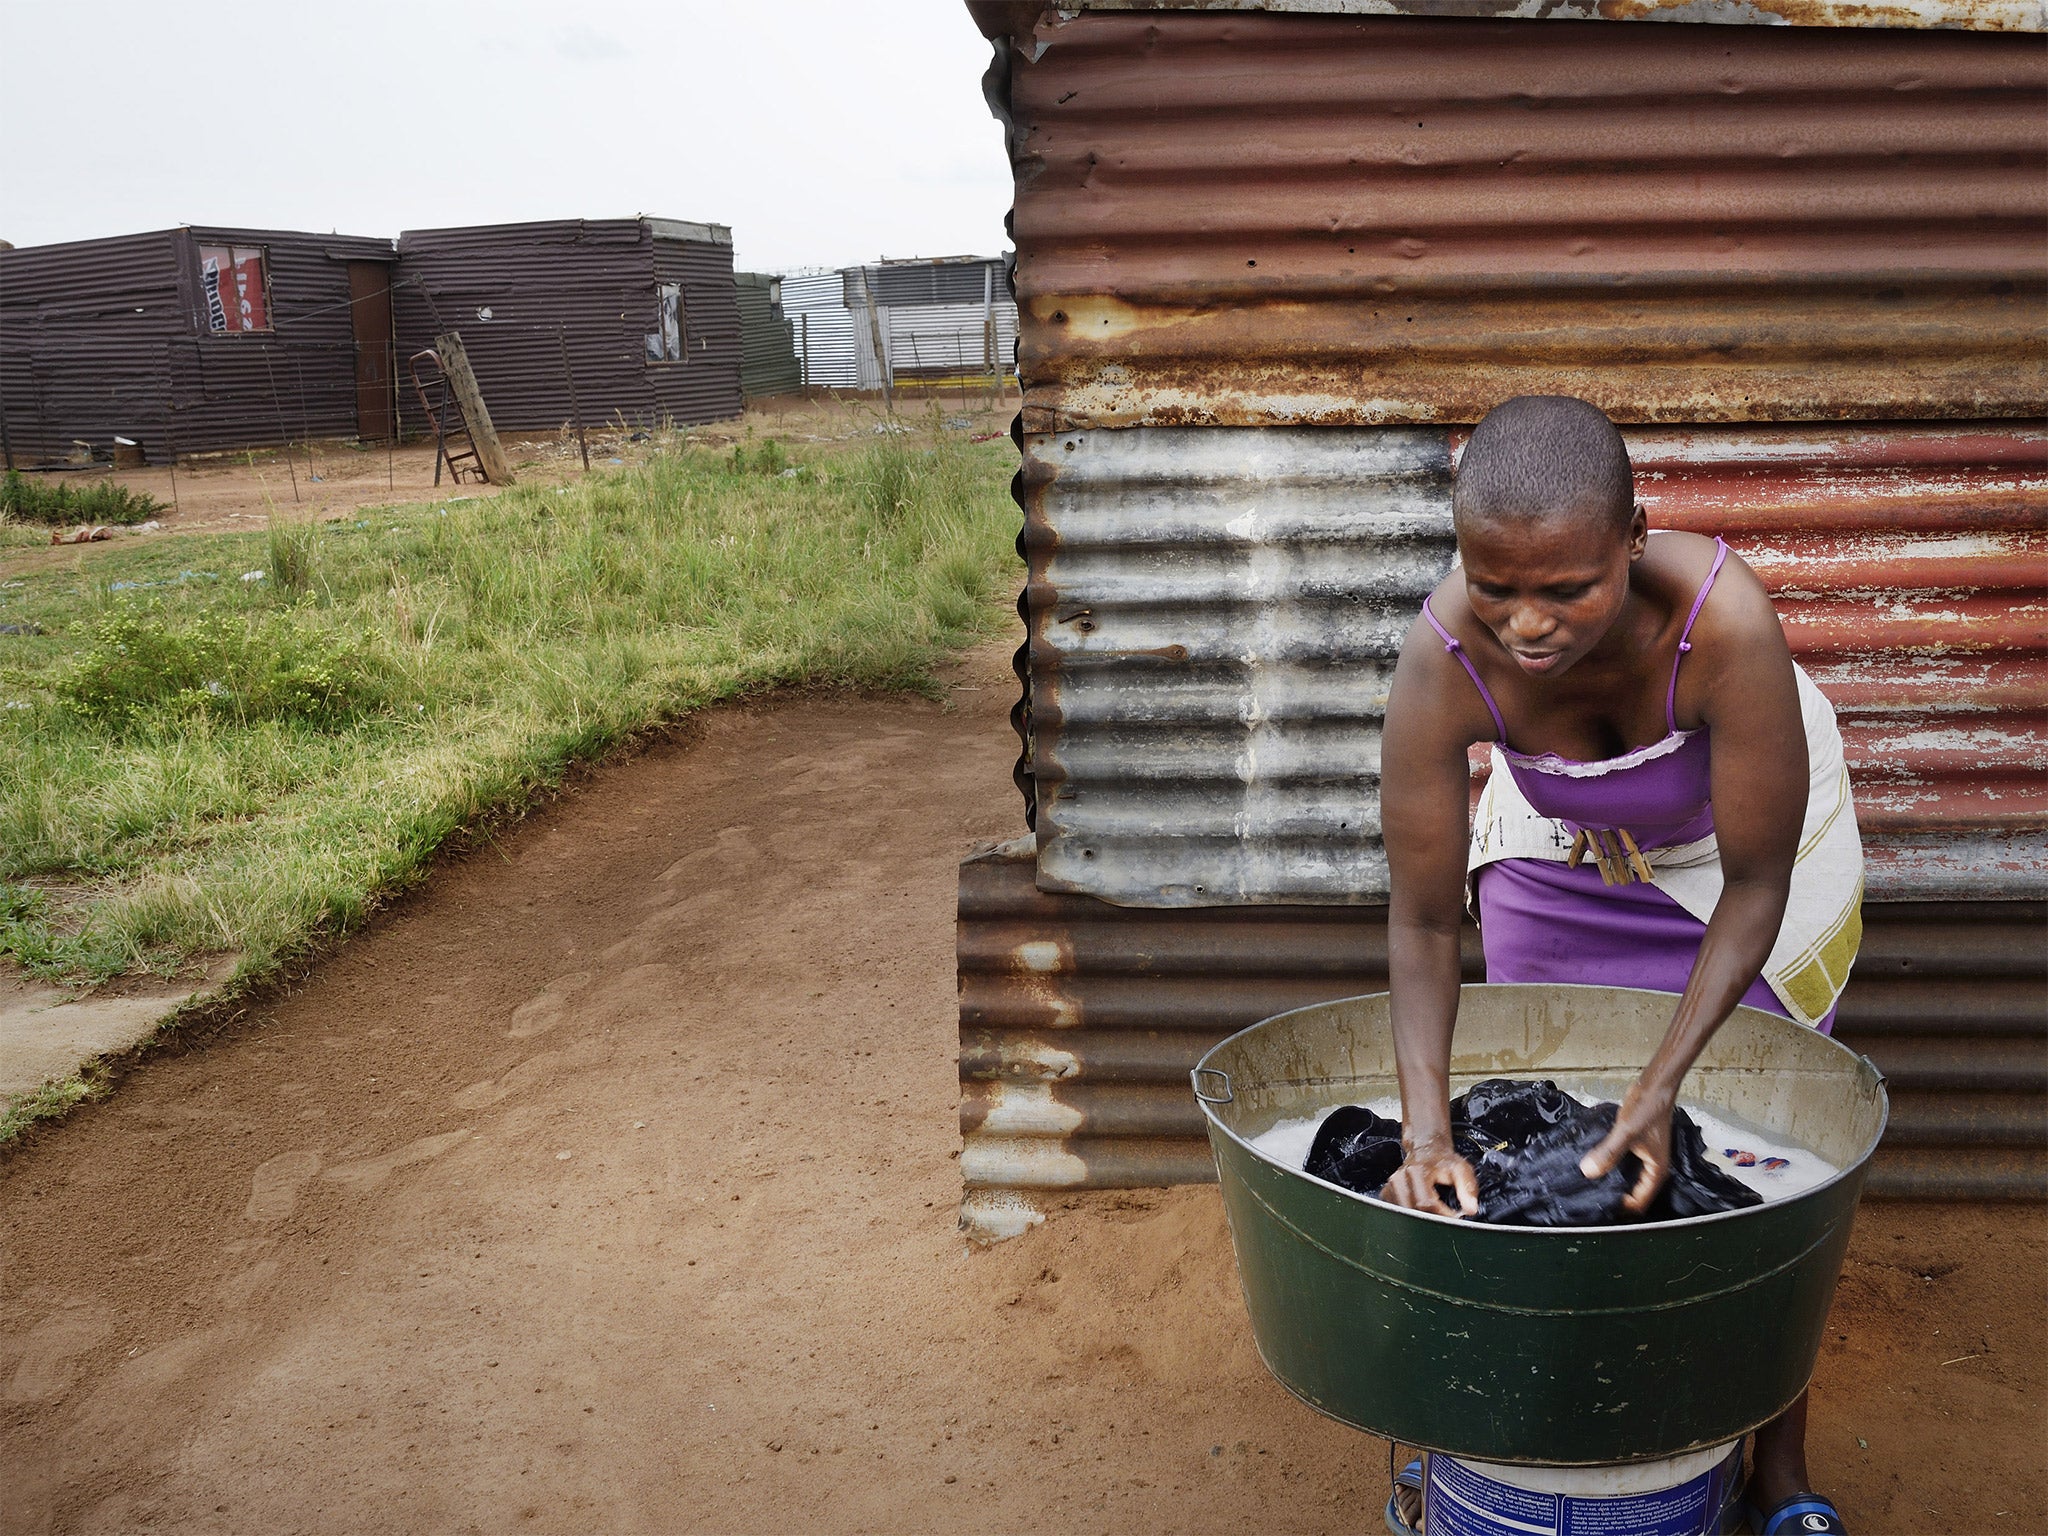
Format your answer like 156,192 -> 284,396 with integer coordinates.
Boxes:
1,227 -> 393,465
1024,422 -> 2046,906
844,260 -> 1020,389
736,273 -> 801,398
649,233 -> 744,426
967,5 -> 2048,1202
1001,13 -> 2046,431
393,218 -> 740,434
779,270 -> 860,390
0,231 -> 180,463
959,847 -> 2047,1199
174,228 -> 397,457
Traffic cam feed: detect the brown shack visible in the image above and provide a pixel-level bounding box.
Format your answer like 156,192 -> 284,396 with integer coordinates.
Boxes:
392,218 -> 742,435
0,225 -> 399,466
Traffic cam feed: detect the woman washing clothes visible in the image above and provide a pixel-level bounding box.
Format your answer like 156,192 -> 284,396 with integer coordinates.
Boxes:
1379,396 -> 1865,1536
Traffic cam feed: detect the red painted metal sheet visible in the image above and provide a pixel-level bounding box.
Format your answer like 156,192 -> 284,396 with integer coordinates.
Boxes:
970,1 -> 2047,36
1615,424 -> 2048,895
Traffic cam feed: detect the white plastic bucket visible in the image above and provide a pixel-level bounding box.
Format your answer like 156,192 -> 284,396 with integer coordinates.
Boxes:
1424,1440 -> 1744,1536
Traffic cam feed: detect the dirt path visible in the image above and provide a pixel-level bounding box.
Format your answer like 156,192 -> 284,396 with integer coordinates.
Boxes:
1,640 -> 2040,1534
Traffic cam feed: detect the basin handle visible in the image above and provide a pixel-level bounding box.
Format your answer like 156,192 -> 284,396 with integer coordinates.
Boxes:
1191,1067 -> 1233,1105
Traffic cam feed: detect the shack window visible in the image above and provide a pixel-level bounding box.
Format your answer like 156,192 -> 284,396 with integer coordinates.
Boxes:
646,282 -> 685,363
197,244 -> 271,333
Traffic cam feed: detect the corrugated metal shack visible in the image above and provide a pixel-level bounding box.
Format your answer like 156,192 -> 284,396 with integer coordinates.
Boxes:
736,273 -> 801,399
393,217 -> 741,433
845,255 -> 1020,392
780,270 -> 862,390
0,225 -> 399,466
959,0 -> 2048,1222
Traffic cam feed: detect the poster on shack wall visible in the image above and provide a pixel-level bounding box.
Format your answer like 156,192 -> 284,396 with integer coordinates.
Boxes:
198,245 -> 269,333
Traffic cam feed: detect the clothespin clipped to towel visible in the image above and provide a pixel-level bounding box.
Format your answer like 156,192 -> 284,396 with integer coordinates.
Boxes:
1567,827 -> 1657,886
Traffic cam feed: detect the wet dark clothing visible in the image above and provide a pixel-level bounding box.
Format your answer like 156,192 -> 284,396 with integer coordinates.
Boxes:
1302,1078 -> 1761,1227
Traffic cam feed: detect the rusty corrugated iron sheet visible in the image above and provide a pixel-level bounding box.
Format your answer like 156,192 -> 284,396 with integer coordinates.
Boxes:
972,1 -> 2047,34
1618,424 -> 2048,898
393,218 -> 742,434
1022,420 -> 2044,904
0,226 -> 396,465
958,845 -> 2048,1199
984,11 -> 2047,432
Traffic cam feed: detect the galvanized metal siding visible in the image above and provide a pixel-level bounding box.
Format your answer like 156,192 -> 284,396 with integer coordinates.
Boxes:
172,227 -> 396,458
958,846 -> 2048,1198
394,218 -> 741,433
1,226 -> 392,464
649,235 -> 744,425
1025,421 -> 2045,906
1025,425 -> 1455,904
736,274 -> 801,398
0,230 -> 181,463
1000,13 -> 2047,431
780,271 -> 860,390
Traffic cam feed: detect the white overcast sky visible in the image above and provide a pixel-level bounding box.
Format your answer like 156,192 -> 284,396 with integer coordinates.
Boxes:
0,0 -> 1012,273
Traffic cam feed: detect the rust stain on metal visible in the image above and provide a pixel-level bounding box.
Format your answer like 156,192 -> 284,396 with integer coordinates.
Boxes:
992,12 -> 2048,431
958,847 -> 2047,1198
1019,420 -> 2043,904
997,1 -> 2048,32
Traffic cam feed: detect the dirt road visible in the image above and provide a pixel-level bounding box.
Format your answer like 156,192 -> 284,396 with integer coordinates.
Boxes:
2,639 -> 2041,1534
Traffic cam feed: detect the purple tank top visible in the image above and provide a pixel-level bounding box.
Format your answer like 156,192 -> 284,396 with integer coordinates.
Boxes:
1422,538 -> 1728,851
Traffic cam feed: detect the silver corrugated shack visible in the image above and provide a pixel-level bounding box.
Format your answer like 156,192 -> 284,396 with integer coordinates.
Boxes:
843,255 -> 1021,392
958,0 -> 2047,1228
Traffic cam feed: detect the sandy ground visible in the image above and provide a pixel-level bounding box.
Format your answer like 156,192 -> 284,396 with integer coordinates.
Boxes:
6,390 -> 1014,549
1,639 -> 2041,1535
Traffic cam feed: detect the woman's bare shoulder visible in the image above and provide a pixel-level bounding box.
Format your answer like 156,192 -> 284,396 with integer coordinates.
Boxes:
1646,531 -> 1779,635
1389,584 -> 1500,750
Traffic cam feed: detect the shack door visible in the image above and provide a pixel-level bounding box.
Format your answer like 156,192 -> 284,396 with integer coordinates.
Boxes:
347,261 -> 395,442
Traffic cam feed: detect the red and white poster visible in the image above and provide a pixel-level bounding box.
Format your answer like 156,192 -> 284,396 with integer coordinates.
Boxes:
198,245 -> 269,332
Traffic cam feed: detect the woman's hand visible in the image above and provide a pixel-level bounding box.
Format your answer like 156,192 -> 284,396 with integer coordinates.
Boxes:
1382,1134 -> 1481,1218
1579,1078 -> 1677,1215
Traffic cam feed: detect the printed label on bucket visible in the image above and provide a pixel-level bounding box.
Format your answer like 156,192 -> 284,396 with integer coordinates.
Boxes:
1425,1450 -> 1737,1536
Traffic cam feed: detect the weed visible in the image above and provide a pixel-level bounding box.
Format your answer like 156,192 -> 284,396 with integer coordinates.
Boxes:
1,470 -> 163,527
56,606 -> 389,729
862,441 -> 920,524
266,516 -> 321,599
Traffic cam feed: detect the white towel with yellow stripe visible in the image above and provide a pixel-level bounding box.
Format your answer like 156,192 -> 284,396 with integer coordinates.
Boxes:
1467,665 -> 1865,1029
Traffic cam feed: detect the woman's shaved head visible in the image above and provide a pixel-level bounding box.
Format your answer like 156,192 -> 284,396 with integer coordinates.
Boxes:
1453,396 -> 1633,534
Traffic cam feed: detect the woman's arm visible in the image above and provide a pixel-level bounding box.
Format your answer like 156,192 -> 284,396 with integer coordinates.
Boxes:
1380,609 -> 1490,1217
1581,553 -> 1808,1211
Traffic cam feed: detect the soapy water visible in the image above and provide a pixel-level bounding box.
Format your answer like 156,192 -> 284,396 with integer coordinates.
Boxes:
1248,1089 -> 1837,1206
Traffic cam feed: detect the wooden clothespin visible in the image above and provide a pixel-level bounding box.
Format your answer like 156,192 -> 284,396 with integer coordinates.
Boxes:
1616,827 -> 1657,885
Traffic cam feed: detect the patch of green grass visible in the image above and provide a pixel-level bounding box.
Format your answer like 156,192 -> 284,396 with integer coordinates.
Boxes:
0,430 -> 1019,991
2,470 -> 164,527
0,1073 -> 96,1143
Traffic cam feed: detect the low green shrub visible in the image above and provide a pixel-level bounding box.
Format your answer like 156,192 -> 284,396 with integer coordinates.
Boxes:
56,606 -> 390,729
2,470 -> 163,527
